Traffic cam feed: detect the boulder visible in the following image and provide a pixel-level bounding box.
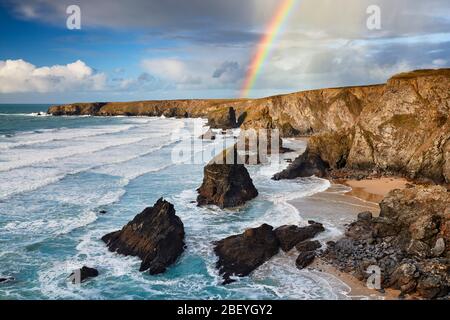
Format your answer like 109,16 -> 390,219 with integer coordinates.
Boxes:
69,266 -> 99,284
325,185 -> 450,299
197,161 -> 258,208
296,240 -> 322,252
0,277 -> 14,284
102,198 -> 185,275
274,222 -> 325,252
214,224 -> 279,284
296,251 -> 316,269
272,150 -> 329,180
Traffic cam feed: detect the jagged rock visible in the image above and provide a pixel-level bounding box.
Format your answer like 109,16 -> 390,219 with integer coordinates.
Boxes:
69,266 -> 99,284
197,151 -> 258,208
102,198 -> 185,275
274,222 -> 325,252
417,275 -> 444,299
387,263 -> 418,294
296,240 -> 322,252
345,217 -> 374,240
272,150 -> 329,180
296,251 -> 316,269
0,277 -> 14,284
207,107 -> 237,129
214,224 -> 279,284
325,185 -> 450,299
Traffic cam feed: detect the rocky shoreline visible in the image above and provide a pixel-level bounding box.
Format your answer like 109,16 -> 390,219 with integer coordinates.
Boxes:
46,68 -> 449,299
322,185 -> 449,299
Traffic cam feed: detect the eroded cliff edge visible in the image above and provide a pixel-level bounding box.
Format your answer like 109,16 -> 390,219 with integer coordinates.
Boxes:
273,69 -> 450,184
49,68 -> 450,184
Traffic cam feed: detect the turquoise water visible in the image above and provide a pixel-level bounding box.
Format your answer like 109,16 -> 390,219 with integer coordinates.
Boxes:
0,105 -> 351,300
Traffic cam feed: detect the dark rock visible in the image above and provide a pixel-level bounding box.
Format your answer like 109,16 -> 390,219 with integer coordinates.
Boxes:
274,222 -> 325,252
296,251 -> 316,269
102,198 -> 185,275
197,162 -> 258,209
324,185 -> 450,300
358,211 -> 373,222
345,216 -> 374,240
272,150 -> 329,180
417,275 -> 444,299
69,266 -> 99,284
0,277 -> 14,284
207,107 -> 237,129
296,240 -> 322,252
214,224 -> 279,284
388,263 -> 418,294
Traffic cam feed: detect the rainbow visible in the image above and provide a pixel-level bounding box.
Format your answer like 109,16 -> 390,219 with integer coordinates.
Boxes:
240,0 -> 297,98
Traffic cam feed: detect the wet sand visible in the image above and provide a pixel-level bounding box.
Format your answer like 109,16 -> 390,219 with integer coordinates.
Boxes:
340,177 -> 408,205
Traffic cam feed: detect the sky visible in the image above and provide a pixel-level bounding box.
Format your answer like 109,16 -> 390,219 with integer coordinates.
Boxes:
0,0 -> 449,103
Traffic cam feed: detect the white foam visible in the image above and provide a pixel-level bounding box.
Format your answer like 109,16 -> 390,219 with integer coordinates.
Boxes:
0,120 -> 185,199
0,124 -> 138,150
3,209 -> 97,236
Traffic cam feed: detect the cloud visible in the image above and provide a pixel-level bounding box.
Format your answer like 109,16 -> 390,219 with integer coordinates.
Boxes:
1,0 -> 450,99
0,59 -> 106,93
141,58 -> 187,81
213,61 -> 239,78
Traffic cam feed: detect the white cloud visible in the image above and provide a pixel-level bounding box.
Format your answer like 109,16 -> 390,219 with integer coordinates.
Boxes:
0,59 -> 106,93
141,58 -> 187,81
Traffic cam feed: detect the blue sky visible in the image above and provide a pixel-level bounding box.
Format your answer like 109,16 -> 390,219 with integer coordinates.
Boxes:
0,0 -> 449,103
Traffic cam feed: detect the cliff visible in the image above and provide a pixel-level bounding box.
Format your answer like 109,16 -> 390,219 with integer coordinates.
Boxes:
48,83 -> 384,136
273,69 -> 450,184
49,68 -> 450,183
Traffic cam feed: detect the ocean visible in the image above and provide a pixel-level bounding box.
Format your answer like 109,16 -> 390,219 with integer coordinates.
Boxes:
0,104 -> 356,300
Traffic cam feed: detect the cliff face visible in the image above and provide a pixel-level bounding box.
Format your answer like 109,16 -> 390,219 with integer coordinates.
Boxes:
49,68 -> 450,183
347,70 -> 450,183
48,83 -> 384,136
274,69 -> 450,184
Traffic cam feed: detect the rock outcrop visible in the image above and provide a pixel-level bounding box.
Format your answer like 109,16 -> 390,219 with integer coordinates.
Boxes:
274,69 -> 450,184
214,224 -> 280,284
69,266 -> 99,284
324,185 -> 450,299
0,276 -> 14,284
214,222 -> 326,283
207,107 -> 238,129
197,148 -> 258,208
102,198 -> 185,275
274,222 -> 325,252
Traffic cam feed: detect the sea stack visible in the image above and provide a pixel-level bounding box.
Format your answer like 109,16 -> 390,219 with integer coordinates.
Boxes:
197,148 -> 258,208
102,198 -> 185,275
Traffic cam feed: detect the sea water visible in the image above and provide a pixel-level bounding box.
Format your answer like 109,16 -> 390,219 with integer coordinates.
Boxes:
0,104 -> 353,300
